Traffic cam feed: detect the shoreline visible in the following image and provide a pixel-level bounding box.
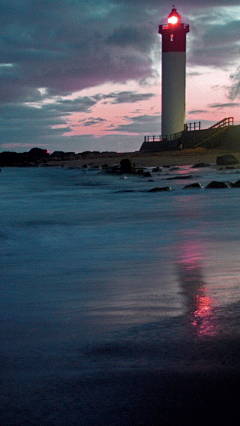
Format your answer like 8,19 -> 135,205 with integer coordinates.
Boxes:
46,148 -> 240,168
1,147 -> 240,169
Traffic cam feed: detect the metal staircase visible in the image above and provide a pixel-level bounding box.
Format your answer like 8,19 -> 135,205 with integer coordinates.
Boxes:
184,117 -> 234,149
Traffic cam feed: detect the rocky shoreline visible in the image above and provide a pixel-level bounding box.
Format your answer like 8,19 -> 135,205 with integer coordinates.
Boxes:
1,147 -> 240,171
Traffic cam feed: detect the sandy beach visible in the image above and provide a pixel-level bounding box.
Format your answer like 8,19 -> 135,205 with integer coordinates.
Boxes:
47,147 -> 240,168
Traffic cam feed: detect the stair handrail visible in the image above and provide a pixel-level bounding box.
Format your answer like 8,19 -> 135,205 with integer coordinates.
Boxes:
185,117 -> 234,149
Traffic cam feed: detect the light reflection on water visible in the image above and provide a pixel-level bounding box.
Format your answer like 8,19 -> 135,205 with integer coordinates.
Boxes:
175,234 -> 219,337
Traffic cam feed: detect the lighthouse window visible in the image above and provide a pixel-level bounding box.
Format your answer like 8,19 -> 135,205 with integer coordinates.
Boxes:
170,34 -> 174,41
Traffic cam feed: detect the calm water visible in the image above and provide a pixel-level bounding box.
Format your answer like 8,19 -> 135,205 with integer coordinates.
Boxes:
1,165 -> 240,425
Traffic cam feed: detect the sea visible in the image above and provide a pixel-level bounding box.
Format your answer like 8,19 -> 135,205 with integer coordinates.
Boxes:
1,164 -> 240,425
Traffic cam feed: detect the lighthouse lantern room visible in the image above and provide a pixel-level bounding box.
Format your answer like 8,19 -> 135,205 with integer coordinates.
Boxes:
159,6 -> 189,138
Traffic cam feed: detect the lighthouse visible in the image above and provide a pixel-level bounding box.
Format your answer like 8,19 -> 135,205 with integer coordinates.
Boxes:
159,6 -> 189,138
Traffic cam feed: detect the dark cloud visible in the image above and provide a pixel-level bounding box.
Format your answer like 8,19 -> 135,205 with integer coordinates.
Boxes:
1,1 -> 239,99
187,72 -> 203,77
93,91 -> 155,104
209,102 -> 240,109
0,0 -> 159,104
49,97 -> 97,113
228,67 -> 240,100
188,110 -> 207,114
188,14 -> 240,67
1,0 -> 239,103
82,117 -> 106,126
109,114 -> 160,134
0,95 -> 97,149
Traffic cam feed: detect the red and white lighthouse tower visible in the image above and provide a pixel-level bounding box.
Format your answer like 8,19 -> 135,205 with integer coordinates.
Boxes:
159,6 -> 189,138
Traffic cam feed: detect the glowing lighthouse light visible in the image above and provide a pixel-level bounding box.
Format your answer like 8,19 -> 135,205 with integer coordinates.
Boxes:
159,6 -> 189,137
168,15 -> 179,25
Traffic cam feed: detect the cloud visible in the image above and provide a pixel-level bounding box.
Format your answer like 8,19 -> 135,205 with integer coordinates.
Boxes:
1,1 -> 240,105
228,66 -> 240,99
188,12 -> 240,68
94,91 -> 155,104
1,1 -> 240,152
188,110 -> 208,114
0,96 -> 97,149
208,102 -> 240,109
48,97 -> 97,113
108,114 -> 160,134
0,0 -> 159,105
82,117 -> 107,126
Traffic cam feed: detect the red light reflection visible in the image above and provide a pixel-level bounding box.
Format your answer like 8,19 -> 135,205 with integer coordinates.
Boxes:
176,236 -> 218,337
192,286 -> 217,337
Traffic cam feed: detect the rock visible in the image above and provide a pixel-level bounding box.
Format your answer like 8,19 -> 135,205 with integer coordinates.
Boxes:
0,150 -> 48,167
192,162 -> 210,168
135,169 -> 145,175
167,175 -> 192,180
28,147 -> 49,158
101,163 -> 109,169
170,166 -> 180,171
152,167 -> 162,172
184,183 -> 204,189
143,172 -> 152,177
216,155 -> 239,166
120,159 -> 135,174
148,186 -> 172,192
206,181 -> 230,189
50,151 -> 75,160
232,180 -> 240,188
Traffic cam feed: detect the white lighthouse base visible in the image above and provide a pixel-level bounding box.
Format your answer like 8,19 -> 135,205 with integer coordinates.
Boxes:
161,52 -> 186,138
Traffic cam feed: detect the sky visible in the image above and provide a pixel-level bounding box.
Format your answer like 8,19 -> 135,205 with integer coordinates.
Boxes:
0,0 -> 240,153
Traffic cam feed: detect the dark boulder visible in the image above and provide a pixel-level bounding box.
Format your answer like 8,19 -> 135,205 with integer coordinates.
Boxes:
143,171 -> 152,177
120,159 -> 136,174
148,186 -> 172,192
192,162 -> 210,168
0,151 -> 22,166
216,155 -> 239,166
167,175 -> 192,180
28,148 -> 49,159
152,167 -> 162,172
232,180 -> 240,188
184,183 -> 204,189
206,181 -> 230,189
